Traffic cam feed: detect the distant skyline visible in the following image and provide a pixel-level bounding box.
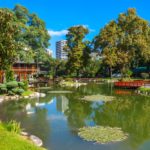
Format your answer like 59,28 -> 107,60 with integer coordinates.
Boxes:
0,0 -> 150,57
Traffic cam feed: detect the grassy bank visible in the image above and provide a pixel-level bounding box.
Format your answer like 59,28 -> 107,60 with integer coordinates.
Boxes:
0,122 -> 45,150
138,86 -> 150,96
22,90 -> 34,96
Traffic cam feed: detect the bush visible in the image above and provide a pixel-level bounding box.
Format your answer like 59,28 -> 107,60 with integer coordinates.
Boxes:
141,73 -> 149,79
6,81 -> 18,89
8,90 -> 15,96
23,80 -> 28,91
125,70 -> 133,78
0,83 -> 6,88
18,82 -> 25,88
5,68 -> 15,82
65,78 -> 73,82
138,86 -> 150,92
12,88 -> 25,95
4,120 -> 21,134
0,84 -> 7,93
0,87 -> 7,93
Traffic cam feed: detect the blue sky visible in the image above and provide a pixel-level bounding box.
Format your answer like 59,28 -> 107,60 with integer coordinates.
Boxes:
0,0 -> 150,57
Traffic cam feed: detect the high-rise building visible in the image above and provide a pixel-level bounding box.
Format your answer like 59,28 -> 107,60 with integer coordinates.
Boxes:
46,48 -> 53,57
56,40 -> 68,60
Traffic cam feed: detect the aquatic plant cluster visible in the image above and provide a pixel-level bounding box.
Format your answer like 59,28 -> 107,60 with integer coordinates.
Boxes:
81,94 -> 114,102
78,126 -> 128,144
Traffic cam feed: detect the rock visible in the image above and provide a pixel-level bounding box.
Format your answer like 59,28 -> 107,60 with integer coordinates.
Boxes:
10,96 -> 16,100
24,96 -> 29,99
40,93 -> 46,97
0,97 -> 4,103
21,131 -> 29,136
29,135 -> 43,147
4,96 -> 9,100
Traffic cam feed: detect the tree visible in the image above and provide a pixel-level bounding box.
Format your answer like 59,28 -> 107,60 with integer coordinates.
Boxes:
0,8 -> 21,70
94,8 -> 150,77
94,21 -> 118,77
82,60 -> 101,77
65,25 -> 89,76
13,4 -> 51,63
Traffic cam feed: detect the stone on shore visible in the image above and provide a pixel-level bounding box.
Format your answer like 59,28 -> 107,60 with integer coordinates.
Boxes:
29,135 -> 43,147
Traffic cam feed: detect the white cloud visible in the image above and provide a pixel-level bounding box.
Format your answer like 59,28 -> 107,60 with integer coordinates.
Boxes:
48,29 -> 68,37
48,25 -> 95,37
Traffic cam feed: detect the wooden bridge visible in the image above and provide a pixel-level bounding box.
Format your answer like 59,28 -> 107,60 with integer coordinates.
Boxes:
114,80 -> 150,88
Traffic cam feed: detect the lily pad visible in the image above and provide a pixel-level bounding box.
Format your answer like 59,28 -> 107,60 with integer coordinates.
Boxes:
48,91 -> 73,94
81,94 -> 114,102
78,126 -> 128,144
37,87 -> 52,90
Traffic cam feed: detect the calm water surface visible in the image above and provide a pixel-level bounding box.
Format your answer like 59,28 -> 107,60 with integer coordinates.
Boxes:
0,83 -> 150,150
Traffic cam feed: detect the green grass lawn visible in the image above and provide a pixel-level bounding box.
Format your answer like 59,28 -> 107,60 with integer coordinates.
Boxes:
22,90 -> 34,96
0,123 -> 45,150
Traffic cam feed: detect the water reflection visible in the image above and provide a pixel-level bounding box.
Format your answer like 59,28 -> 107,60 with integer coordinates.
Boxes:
56,96 -> 69,113
0,84 -> 150,150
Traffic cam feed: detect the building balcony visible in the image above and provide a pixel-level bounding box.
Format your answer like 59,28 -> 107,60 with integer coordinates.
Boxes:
13,67 -> 37,72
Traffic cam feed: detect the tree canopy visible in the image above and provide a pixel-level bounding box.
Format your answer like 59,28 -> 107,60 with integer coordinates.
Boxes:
13,4 -> 51,63
94,8 -> 150,77
65,25 -> 90,76
0,8 -> 21,70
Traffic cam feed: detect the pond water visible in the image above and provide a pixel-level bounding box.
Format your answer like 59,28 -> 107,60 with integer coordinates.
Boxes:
0,83 -> 150,150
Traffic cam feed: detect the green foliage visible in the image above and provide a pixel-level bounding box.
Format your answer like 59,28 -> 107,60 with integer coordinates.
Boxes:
0,83 -> 6,89
65,78 -> 74,82
0,8 -> 21,70
0,81 -> 29,95
65,25 -> 89,76
22,90 -> 33,96
23,80 -> 28,91
18,82 -> 25,88
94,8 -> 150,77
82,60 -> 101,77
124,69 -> 133,78
0,87 -> 7,93
13,4 -> 51,63
6,81 -> 18,89
5,68 -> 15,82
138,86 -> 150,93
12,88 -> 25,95
0,83 -> 7,93
0,122 -> 44,150
141,73 -> 149,79
8,90 -> 15,96
4,120 -> 21,134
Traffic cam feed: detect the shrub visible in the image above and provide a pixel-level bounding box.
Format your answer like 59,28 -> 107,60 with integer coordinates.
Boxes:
12,88 -> 25,95
5,68 -> 15,82
18,82 -> 25,88
125,70 -> 133,78
65,78 -> 73,82
5,120 -> 21,134
138,86 -> 150,93
6,81 -> 18,89
0,83 -> 6,88
8,90 -> 15,96
23,80 -> 28,91
141,73 -> 149,79
0,87 -> 7,93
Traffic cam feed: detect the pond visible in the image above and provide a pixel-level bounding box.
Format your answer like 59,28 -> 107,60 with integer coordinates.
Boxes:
0,83 -> 150,150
